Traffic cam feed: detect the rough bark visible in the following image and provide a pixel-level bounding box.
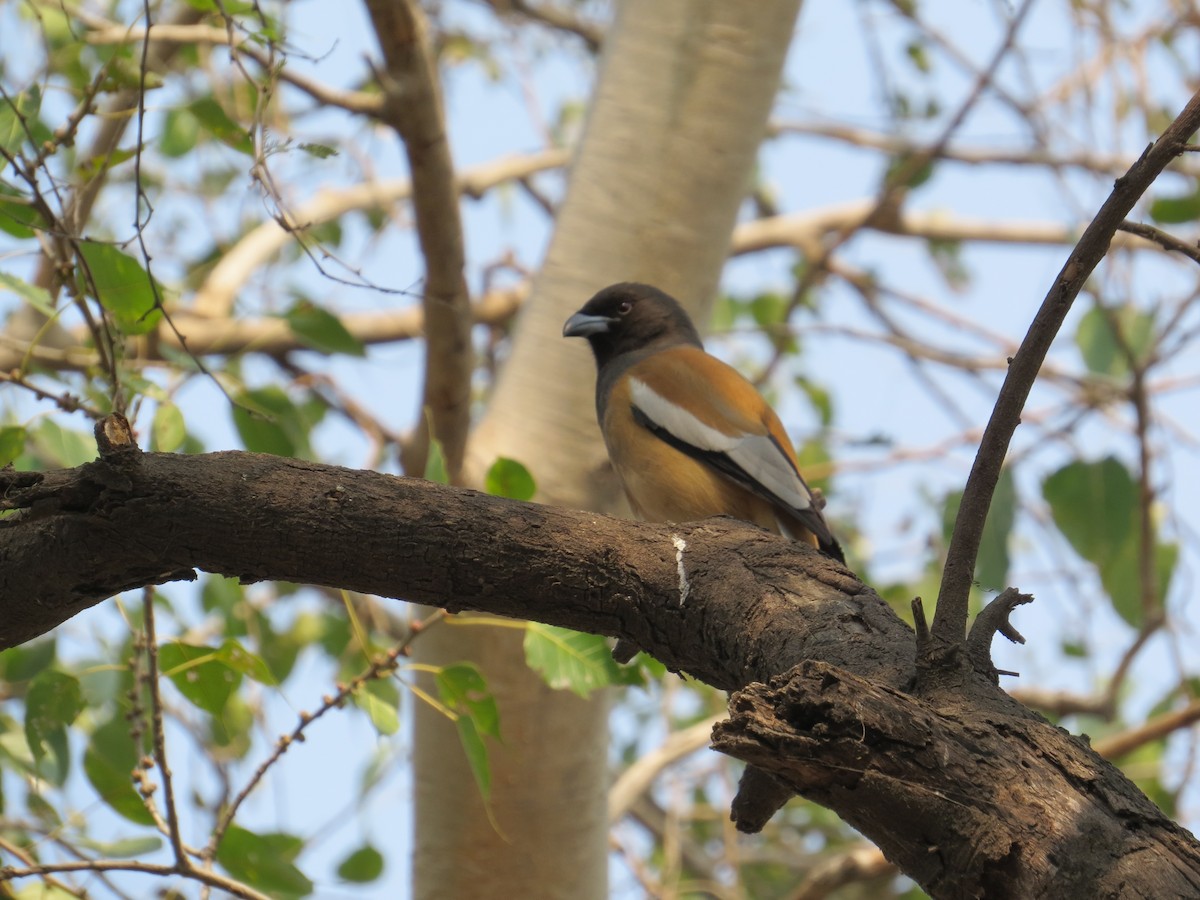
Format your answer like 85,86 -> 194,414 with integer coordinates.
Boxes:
3,448 -> 1199,899
715,663 -> 1200,899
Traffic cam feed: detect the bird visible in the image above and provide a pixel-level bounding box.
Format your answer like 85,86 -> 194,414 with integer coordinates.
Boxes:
563,282 -> 843,564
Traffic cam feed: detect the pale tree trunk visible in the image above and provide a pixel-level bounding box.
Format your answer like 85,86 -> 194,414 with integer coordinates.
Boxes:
411,2 -> 804,898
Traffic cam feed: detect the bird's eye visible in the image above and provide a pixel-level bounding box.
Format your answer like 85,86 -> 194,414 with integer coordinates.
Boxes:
617,301 -> 632,315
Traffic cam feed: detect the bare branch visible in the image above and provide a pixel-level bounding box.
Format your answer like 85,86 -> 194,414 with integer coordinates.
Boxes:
784,844 -> 894,900
1094,698 -> 1200,760
608,715 -> 723,823
1117,219 -> 1200,266
931,89 -> 1200,656
364,0 -> 472,480
191,150 -> 565,318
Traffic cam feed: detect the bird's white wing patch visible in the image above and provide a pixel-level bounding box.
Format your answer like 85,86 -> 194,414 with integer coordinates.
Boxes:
629,378 -> 739,452
725,436 -> 814,512
630,378 -> 814,514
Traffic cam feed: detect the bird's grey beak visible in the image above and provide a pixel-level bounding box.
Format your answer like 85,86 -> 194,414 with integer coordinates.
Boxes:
563,311 -> 616,338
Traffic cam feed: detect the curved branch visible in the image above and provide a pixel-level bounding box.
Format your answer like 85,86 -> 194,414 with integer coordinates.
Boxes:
931,89 -> 1200,654
607,715 -> 723,823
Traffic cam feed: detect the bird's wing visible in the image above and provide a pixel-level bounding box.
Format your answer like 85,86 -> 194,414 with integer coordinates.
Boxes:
626,347 -> 832,544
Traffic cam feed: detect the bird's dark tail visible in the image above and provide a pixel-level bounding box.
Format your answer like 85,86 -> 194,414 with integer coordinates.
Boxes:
819,535 -> 846,565
779,511 -> 846,564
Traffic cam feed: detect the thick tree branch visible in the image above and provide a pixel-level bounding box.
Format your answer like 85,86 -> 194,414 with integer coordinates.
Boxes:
365,0 -> 472,480
713,662 -> 1200,899
2,446 -> 1199,897
0,450 -> 873,688
931,89 -> 1200,655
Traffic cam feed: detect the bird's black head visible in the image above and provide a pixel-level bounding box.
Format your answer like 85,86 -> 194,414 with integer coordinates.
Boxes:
563,282 -> 703,367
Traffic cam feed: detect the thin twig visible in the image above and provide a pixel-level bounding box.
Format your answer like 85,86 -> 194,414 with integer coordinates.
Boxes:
1117,219 -> 1200,265
141,587 -> 185,865
205,609 -> 444,857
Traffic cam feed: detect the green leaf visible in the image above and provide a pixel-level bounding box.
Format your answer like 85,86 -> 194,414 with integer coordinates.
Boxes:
182,0 -> 257,14
29,420 -> 95,469
1148,188 -> 1200,224
284,302 -> 366,357
1061,640 -> 1089,658
336,844 -> 384,883
0,86 -> 50,161
0,271 -> 55,316
0,426 -> 27,466
158,641 -> 242,714
1042,457 -> 1137,568
160,105 -> 200,157
1075,305 -> 1155,378
152,402 -> 186,452
12,885 -> 79,900
74,835 -> 163,858
485,457 -> 536,501
216,825 -> 313,898
298,142 -> 339,160
231,386 -> 323,458
188,96 -> 253,155
1097,539 -> 1178,629
424,433 -> 449,484
208,693 -> 254,760
794,376 -> 834,428
883,150 -> 935,191
1042,457 -> 1174,627
905,39 -> 932,73
215,640 -> 278,685
77,241 -> 163,335
524,624 -> 628,698
77,147 -> 136,180
436,663 -> 499,739
942,467 -> 1015,591
795,438 -> 834,494
0,638 -> 56,682
83,716 -> 153,825
352,681 -> 400,735
0,184 -> 42,238
25,671 -> 84,777
749,292 -> 787,328
455,715 -> 491,800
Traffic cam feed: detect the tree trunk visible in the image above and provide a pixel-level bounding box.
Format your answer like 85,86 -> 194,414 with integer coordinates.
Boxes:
412,2 -> 804,899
